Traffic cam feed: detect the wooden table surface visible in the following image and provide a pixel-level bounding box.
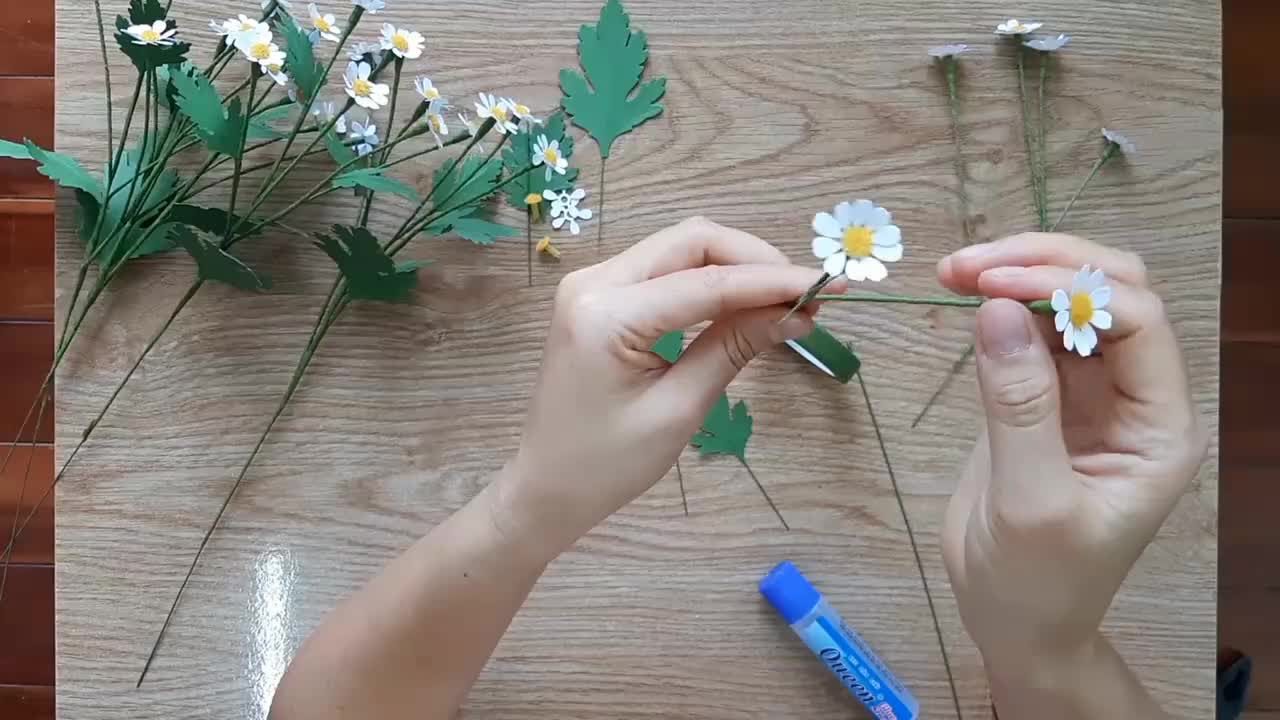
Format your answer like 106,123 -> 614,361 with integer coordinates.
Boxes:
53,1 -> 1221,717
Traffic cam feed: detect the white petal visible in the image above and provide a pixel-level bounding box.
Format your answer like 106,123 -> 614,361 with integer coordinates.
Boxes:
871,242 -> 902,262
577,208 -> 593,220
848,199 -> 875,225
1055,310 -> 1070,332
543,189 -> 558,200
812,235 -> 841,259
569,218 -> 581,235
867,205 -> 891,228
1090,285 -> 1111,309
872,224 -> 901,247
861,257 -> 888,281
823,252 -> 848,277
1072,265 -> 1091,293
1051,288 -> 1070,312
570,188 -> 586,201
812,212 -> 842,238
833,201 -> 855,225
843,257 -> 867,281
1087,268 -> 1106,292
1063,325 -> 1075,352
552,216 -> 566,229
1091,309 -> 1112,330
1076,324 -> 1097,357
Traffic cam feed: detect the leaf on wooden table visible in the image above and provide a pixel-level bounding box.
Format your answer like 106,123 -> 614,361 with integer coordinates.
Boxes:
173,225 -> 271,291
502,113 -> 578,211
0,139 -> 104,199
691,394 -> 753,461
333,168 -> 423,203
247,104 -> 295,140
170,66 -> 248,157
449,217 -> 519,246
126,0 -> 167,24
559,0 -> 667,158
323,128 -> 358,165
422,155 -> 504,236
169,203 -> 266,240
276,15 -> 326,103
314,225 -> 423,303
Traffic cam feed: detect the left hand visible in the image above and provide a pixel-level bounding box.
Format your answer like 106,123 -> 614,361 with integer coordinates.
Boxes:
489,217 -> 843,557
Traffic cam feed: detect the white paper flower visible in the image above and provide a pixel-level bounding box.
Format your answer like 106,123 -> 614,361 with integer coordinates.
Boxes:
344,61 -> 390,110
1024,33 -> 1070,52
347,40 -> 381,63
308,4 -> 342,42
475,92 -> 518,134
414,76 -> 441,102
1102,128 -> 1136,156
263,62 -> 290,86
241,35 -> 286,69
502,97 -> 541,126
425,101 -> 449,147
532,135 -> 569,181
995,18 -> 1043,36
126,20 -> 177,46
1051,265 -> 1112,357
543,188 -> 593,235
928,44 -> 969,59
222,15 -> 267,49
380,23 -> 424,60
810,200 -> 903,281
350,116 -> 380,156
314,101 -> 348,134
353,0 -> 385,12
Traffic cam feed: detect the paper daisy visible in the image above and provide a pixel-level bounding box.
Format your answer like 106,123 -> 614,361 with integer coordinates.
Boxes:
308,4 -> 342,42
503,98 -> 542,125
354,0 -> 385,12
221,15 -> 265,48
1051,265 -> 1112,357
347,41 -> 382,63
810,200 -> 903,281
1024,33 -> 1071,52
126,20 -> 177,46
475,93 -> 518,134
344,61 -> 390,110
532,135 -> 569,181
414,76 -> 441,102
544,188 -> 593,235
263,62 -> 289,86
314,101 -> 348,134
349,116 -> 380,156
425,100 -> 448,147
995,18 -> 1043,36
380,23 -> 424,60
1102,128 -> 1136,156
241,35 -> 286,69
928,44 -> 969,58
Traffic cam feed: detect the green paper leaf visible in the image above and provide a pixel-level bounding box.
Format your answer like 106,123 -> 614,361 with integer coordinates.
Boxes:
1,139 -> 104,199
314,225 -> 422,303
449,218 -> 519,246
323,128 -> 357,165
127,0 -> 167,24
115,15 -> 190,72
73,146 -> 180,267
652,330 -> 684,362
248,104 -> 294,140
170,65 -> 248,157
169,203 -> 265,240
173,225 -> 271,291
691,394 -> 753,461
559,0 -> 667,158
277,15 -> 325,103
332,168 -> 423,203
422,155 -> 504,236
502,113 -> 579,211
786,324 -> 861,384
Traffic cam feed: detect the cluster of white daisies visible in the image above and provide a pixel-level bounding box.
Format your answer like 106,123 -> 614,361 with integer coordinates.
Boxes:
926,17 -> 1071,60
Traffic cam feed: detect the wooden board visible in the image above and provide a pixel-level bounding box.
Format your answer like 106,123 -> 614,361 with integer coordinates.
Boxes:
53,1 -> 1220,717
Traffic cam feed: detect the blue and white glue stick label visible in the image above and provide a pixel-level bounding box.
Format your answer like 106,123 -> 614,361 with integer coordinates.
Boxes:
796,615 -> 918,720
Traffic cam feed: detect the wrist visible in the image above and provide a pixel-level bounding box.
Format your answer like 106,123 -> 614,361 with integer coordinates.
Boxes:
482,461 -> 580,568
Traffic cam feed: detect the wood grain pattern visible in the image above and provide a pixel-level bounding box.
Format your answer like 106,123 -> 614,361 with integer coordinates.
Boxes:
0,210 -> 55,321
0,446 -> 53,565
0,565 -> 54,686
52,2 -> 1220,718
0,685 -> 55,720
0,0 -> 55,77
0,323 -> 53,444
0,77 -> 54,199
1223,0 -> 1280,219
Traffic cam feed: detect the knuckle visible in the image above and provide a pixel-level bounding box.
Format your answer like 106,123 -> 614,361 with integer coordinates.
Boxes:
988,373 -> 1057,428
719,326 -> 758,372
554,269 -> 588,304
678,215 -> 717,235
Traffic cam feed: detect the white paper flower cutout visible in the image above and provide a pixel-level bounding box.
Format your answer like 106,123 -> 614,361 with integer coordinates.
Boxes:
532,135 -> 569,181
928,44 -> 969,59
309,4 -> 342,43
344,61 -> 390,110
543,188 -> 593,235
127,20 -> 178,46
475,93 -> 518,134
1102,128 -> 1137,156
1051,264 -> 1112,357
349,116 -> 380,156
995,19 -> 1043,36
1024,33 -> 1071,52
810,200 -> 903,281
380,23 -> 424,60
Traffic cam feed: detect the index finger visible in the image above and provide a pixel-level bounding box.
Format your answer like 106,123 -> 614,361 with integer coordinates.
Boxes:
938,232 -> 1149,295
597,216 -> 791,285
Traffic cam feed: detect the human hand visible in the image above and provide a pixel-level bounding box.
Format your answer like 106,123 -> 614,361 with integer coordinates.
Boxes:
489,218 -> 844,559
936,234 -> 1208,685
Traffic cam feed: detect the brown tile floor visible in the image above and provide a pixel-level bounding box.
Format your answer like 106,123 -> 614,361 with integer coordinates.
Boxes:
0,2 -> 1272,718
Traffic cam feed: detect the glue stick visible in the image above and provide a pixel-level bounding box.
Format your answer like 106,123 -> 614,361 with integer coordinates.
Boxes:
759,561 -> 920,720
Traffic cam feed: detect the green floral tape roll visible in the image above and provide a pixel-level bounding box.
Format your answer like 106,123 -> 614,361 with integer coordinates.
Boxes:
786,324 -> 861,384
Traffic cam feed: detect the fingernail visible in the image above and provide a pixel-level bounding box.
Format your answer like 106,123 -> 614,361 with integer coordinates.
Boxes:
936,255 -> 953,278
954,242 -> 994,261
978,299 -> 1031,356
777,315 -> 814,342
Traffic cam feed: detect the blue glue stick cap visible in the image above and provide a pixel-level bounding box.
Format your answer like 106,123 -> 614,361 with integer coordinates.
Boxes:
759,561 -> 821,624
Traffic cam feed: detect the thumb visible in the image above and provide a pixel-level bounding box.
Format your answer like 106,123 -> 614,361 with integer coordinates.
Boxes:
974,299 -> 1072,514
661,307 -> 814,407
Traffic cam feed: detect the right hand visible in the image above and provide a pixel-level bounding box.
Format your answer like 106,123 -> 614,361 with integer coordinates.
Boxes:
935,234 -> 1208,683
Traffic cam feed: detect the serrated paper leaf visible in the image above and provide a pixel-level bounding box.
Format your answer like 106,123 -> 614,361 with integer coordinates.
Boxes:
314,225 -> 422,303
170,66 -> 247,157
502,114 -> 579,211
652,330 -> 684,362
173,225 -> 271,291
248,104 -> 294,140
127,0 -> 166,24
691,394 -> 753,461
169,203 -> 265,240
1,139 -> 104,199
74,146 -> 179,266
115,15 -> 190,72
559,0 -> 667,158
449,217 -> 519,246
277,15 -> 325,103
323,128 -> 357,165
333,168 -> 423,203
422,155 -> 504,236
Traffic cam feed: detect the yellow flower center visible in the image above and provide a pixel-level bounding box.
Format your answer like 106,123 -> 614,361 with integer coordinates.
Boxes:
524,193 -> 543,205
315,17 -> 332,32
241,20 -> 256,30
544,147 -> 559,164
1069,292 -> 1094,328
491,105 -> 509,122
423,88 -> 439,100
250,42 -> 272,60
429,114 -> 445,131
841,226 -> 874,257
515,103 -> 531,116
267,63 -> 282,74
141,28 -> 161,42
393,33 -> 410,52
352,78 -> 373,96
